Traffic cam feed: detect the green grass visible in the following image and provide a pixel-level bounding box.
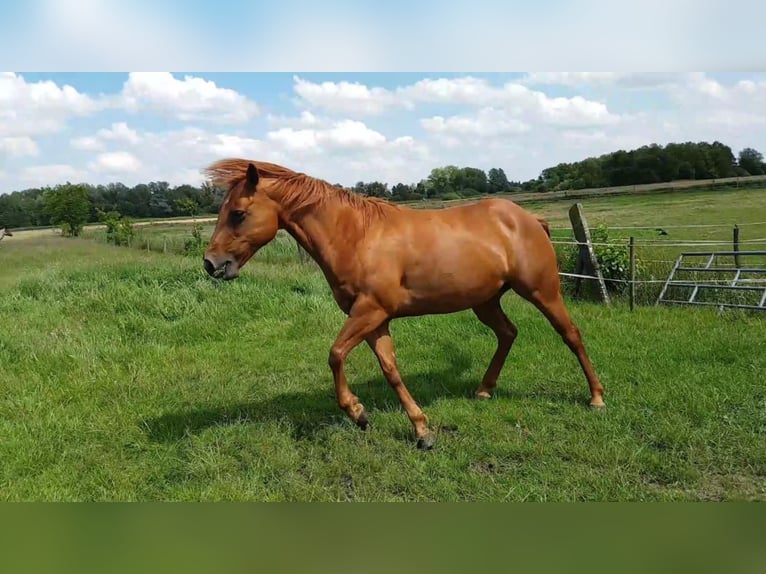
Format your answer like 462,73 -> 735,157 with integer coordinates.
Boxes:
1,236 -> 765,501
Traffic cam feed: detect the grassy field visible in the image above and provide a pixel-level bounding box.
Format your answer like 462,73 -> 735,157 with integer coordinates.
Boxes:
1,228 -> 765,501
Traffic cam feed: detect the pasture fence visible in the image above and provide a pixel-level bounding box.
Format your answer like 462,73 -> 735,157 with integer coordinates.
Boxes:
549,220 -> 766,311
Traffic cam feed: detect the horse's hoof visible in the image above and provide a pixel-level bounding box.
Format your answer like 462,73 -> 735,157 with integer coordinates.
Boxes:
589,398 -> 606,409
355,410 -> 370,430
475,391 -> 492,400
416,432 -> 436,451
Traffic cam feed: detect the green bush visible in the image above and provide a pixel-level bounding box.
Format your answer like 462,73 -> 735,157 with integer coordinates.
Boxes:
100,210 -> 135,247
558,224 -> 640,294
183,223 -> 206,257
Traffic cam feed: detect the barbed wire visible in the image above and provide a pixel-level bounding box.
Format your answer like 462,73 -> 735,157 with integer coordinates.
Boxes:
558,272 -> 766,285
549,238 -> 766,247
549,220 -> 766,231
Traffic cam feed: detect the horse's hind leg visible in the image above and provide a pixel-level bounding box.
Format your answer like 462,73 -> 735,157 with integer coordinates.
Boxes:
522,286 -> 605,407
366,324 -> 434,450
473,297 -> 518,399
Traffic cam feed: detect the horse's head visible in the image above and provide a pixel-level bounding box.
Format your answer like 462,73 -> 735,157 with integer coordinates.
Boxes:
0,227 -> 11,237
203,163 -> 280,280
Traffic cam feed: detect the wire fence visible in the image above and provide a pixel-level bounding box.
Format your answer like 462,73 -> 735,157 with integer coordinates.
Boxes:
551,224 -> 766,309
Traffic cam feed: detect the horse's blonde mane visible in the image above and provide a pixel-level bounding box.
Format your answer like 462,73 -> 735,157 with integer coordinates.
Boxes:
203,158 -> 397,223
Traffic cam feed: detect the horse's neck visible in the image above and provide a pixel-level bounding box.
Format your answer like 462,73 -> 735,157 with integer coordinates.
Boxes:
279,200 -> 360,281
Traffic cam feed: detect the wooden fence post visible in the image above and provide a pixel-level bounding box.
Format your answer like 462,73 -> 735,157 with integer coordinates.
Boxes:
568,203 -> 611,305
733,224 -> 740,268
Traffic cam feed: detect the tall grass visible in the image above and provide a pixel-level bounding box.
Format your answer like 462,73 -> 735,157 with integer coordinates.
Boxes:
1,236 -> 764,501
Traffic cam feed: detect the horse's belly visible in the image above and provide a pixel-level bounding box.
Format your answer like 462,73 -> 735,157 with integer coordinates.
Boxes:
397,257 -> 507,315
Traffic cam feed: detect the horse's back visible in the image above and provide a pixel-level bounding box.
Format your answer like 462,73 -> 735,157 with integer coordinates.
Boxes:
422,197 -> 550,243
412,197 -> 559,287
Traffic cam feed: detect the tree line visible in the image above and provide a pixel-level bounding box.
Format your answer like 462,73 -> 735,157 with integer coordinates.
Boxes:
0,180 -> 226,230
352,142 -> 766,198
1,140 -> 765,231
533,142 -> 765,193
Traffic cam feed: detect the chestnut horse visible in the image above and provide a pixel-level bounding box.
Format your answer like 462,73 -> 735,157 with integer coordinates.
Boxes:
203,159 -> 605,449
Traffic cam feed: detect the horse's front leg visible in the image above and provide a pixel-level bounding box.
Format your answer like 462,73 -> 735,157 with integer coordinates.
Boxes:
328,296 -> 388,430
366,323 -> 435,450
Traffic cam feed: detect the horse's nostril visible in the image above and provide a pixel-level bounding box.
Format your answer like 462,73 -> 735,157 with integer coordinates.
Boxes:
203,257 -> 216,277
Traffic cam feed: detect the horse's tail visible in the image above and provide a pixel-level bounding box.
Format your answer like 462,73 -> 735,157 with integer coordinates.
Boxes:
536,216 -> 551,238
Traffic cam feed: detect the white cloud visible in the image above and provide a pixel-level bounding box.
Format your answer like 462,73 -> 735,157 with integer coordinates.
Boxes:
402,76 -> 502,106
267,128 -> 319,153
70,122 -> 141,152
71,136 -> 105,152
292,76 -> 407,116
292,75 -> 620,128
18,164 -> 88,186
322,120 -> 387,148
0,136 -> 39,158
97,122 -> 141,145
132,121 -> 427,188
536,94 -> 619,128
70,122 -> 142,153
90,151 -> 142,174
0,72 -> 99,138
207,134 -> 270,159
668,74 -> 766,131
120,72 -> 259,123
266,110 -> 324,129
421,108 -> 530,137
267,120 -> 387,152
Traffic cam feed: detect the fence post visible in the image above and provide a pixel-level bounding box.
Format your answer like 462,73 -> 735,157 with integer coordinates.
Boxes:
567,203 -> 611,305
629,236 -> 636,312
733,224 -> 740,268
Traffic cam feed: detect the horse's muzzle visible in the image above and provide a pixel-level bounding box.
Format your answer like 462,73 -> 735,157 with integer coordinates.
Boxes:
203,256 -> 239,280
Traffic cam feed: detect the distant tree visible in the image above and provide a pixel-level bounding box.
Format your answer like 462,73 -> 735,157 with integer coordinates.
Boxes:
198,181 -> 226,213
738,147 -> 765,175
456,167 -> 488,195
43,183 -> 92,236
391,183 -> 416,201
175,197 -> 199,218
487,168 -> 511,194
425,166 -> 460,198
352,181 -> 389,198
365,181 -> 390,198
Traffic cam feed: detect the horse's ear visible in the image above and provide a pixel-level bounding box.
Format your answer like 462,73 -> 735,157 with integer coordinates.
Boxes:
246,163 -> 259,188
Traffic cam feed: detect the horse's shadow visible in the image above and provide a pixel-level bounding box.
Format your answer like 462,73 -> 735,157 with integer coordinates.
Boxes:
142,343 -> 583,445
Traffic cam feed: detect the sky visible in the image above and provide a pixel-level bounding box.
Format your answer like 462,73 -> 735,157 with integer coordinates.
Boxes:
2,71 -> 766,193
1,1 -> 765,194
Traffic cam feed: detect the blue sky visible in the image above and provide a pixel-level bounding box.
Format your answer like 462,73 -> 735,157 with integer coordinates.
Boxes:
2,71 -> 766,193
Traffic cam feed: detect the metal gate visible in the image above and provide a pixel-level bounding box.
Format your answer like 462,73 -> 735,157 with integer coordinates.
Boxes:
656,250 -> 766,311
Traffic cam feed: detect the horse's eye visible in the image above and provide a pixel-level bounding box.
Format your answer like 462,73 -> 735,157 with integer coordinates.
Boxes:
230,209 -> 246,226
